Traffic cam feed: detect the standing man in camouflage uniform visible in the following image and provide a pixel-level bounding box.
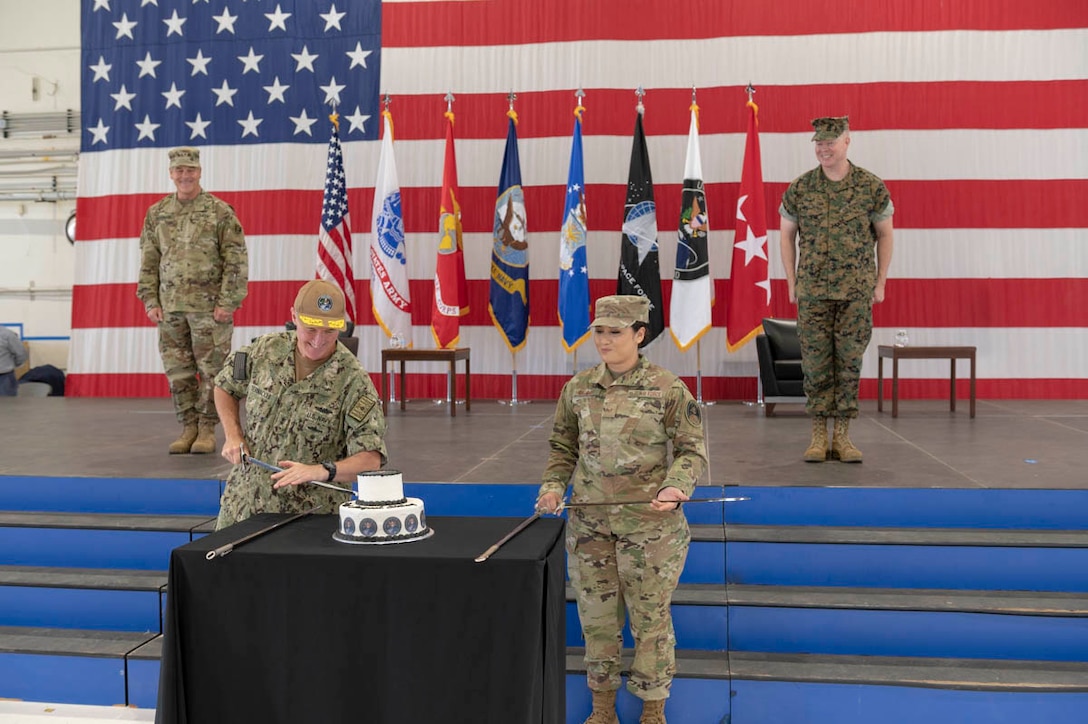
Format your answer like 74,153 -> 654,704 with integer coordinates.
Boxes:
536,295 -> 707,724
780,116 -> 895,463
137,147 -> 248,455
213,280 -> 387,530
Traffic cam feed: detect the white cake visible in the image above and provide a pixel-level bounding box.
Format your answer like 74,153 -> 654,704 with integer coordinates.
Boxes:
334,469 -> 430,544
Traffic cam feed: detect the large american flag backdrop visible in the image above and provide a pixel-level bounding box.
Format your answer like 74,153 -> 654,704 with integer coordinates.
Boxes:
72,0 -> 1088,400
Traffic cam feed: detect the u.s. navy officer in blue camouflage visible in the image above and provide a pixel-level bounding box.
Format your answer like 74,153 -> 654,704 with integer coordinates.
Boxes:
536,295 -> 707,724
780,116 -> 895,463
213,280 -> 387,530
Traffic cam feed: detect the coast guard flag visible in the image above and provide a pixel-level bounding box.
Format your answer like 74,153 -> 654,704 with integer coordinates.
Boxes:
316,114 -> 356,322
369,110 -> 412,346
489,113 -> 530,352
432,110 -> 469,349
557,107 -> 591,352
617,109 -> 665,345
726,99 -> 772,351
670,106 -> 712,351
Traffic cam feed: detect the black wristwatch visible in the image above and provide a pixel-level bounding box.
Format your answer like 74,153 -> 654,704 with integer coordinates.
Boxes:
320,461 -> 337,482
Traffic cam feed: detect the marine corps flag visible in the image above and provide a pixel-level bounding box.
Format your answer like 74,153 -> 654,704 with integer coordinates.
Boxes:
489,112 -> 530,352
726,97 -> 772,351
370,109 -> 412,347
316,114 -> 357,323
558,104 -> 591,352
617,107 -> 664,345
432,108 -> 469,349
670,105 -> 712,351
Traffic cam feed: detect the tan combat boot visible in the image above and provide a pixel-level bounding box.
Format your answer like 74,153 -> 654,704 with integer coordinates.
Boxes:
639,698 -> 667,724
803,416 -> 830,462
168,424 -> 198,455
583,689 -> 619,724
189,422 -> 217,454
831,417 -> 863,463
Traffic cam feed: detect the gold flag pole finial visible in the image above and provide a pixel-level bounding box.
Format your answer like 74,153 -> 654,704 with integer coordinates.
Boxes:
507,90 -> 519,124
574,87 -> 585,119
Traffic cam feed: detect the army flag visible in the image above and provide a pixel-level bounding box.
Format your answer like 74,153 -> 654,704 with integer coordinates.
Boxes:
558,107 -> 591,352
370,110 -> 412,347
670,106 -> 712,351
489,113 -> 530,352
316,114 -> 357,323
431,110 -> 469,349
617,109 -> 665,345
726,99 -> 772,351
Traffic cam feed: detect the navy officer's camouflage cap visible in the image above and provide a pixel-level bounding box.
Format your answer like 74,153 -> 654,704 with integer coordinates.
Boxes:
590,295 -> 650,328
811,116 -> 850,141
294,279 -> 346,330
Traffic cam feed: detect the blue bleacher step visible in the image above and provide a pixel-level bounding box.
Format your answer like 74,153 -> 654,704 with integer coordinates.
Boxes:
0,625 -> 158,707
0,565 -> 166,632
0,512 -> 216,570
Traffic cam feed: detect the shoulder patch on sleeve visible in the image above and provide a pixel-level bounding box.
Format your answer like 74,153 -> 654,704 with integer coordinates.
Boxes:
685,400 -> 702,427
349,396 -> 376,422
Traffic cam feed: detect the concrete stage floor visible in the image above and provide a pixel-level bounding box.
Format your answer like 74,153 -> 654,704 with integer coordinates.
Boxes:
2,396 -> 1084,489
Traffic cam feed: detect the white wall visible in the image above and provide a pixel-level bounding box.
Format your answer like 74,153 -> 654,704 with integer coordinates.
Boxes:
0,0 -> 82,368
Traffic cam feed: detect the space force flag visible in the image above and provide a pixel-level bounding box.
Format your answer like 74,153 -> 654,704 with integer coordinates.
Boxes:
617,108 -> 665,345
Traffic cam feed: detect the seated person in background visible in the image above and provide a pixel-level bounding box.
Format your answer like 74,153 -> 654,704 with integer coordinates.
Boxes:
213,280 -> 387,530
0,326 -> 29,397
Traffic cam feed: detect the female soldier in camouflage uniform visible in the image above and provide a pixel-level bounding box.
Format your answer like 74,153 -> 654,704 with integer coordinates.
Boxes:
537,295 -> 707,724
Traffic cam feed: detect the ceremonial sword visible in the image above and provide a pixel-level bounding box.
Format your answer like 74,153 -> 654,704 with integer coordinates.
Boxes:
239,450 -> 355,495
557,496 -> 749,512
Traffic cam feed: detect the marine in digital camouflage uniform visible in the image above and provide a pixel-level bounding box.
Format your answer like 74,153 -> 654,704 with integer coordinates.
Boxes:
537,295 -> 707,724
779,116 -> 895,464
213,280 -> 387,530
137,146 -> 248,455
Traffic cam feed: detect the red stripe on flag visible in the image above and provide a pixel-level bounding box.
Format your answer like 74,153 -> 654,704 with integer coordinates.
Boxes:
377,82 -> 1088,140
65,371 -> 1088,402
383,0 -> 1087,46
71,278 -> 1088,330
75,179 -> 1088,242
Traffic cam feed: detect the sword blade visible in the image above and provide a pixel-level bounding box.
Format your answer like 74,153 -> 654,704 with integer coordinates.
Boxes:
240,454 -> 354,495
560,496 -> 749,509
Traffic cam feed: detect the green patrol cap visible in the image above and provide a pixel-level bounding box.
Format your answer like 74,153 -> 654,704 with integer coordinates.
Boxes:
591,295 -> 650,328
811,116 -> 849,141
168,146 -> 201,168
294,279 -> 346,330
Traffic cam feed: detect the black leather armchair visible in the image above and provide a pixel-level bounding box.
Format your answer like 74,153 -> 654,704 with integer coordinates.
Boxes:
755,318 -> 806,416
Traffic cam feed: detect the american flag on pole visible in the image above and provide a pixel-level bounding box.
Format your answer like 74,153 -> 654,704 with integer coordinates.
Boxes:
72,0 -> 1088,400
726,97 -> 771,352
316,115 -> 357,323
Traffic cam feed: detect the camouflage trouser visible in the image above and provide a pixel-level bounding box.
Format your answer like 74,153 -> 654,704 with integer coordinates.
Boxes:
567,518 -> 689,701
798,297 -> 872,418
158,312 -> 233,425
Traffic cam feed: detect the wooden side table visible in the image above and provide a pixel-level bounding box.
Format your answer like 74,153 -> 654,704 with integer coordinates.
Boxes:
877,345 -> 976,418
380,348 -> 471,417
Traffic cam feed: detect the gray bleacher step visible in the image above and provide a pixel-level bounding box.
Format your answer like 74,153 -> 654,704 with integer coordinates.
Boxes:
0,511 -> 216,533
129,634 -> 162,660
0,625 -> 157,657
567,648 -> 1088,691
565,583 -> 1088,616
691,523 -> 1088,547
0,564 -> 166,591
729,651 -> 1088,692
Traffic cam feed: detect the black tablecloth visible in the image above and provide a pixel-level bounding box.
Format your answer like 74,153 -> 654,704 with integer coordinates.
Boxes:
155,513 -> 566,724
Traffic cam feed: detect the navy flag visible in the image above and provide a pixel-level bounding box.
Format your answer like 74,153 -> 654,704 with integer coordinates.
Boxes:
489,113 -> 530,352
617,109 -> 665,345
